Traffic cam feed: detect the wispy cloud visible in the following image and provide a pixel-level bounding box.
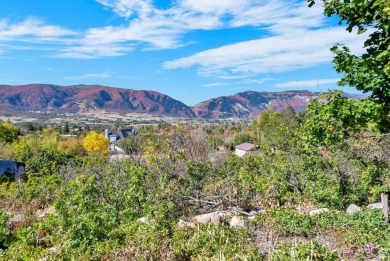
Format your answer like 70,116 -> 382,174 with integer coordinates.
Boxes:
0,18 -> 77,41
67,0 -> 325,58
275,78 -> 340,88
0,18 -> 78,56
235,77 -> 274,85
65,71 -> 114,81
96,0 -> 153,19
164,27 -> 366,77
58,44 -> 133,59
0,0 -> 367,70
203,82 -> 229,87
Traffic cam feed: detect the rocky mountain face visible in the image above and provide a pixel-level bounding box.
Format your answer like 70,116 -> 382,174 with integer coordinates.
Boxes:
0,84 -> 196,118
0,85 -> 361,119
191,90 -> 318,119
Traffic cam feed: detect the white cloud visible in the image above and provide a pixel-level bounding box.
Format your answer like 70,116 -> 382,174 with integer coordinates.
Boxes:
164,27 -> 367,77
59,43 -> 133,59
0,18 -> 77,41
275,78 -> 339,88
0,0 -> 368,70
0,18 -> 79,56
203,82 -> 228,87
180,0 -> 250,15
79,0 -> 327,57
96,0 -> 154,18
65,71 -> 114,80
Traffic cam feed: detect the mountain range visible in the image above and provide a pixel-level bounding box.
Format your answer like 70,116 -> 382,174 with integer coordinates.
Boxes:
0,84 -> 360,119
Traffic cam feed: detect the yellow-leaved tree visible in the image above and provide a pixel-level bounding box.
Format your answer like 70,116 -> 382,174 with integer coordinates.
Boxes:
82,131 -> 109,156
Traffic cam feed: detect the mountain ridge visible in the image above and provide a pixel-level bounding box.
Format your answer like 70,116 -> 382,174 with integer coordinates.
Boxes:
0,84 -> 195,118
192,90 -> 317,119
0,84 -> 363,119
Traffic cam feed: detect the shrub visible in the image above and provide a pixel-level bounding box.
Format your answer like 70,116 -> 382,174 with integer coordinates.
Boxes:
0,211 -> 11,249
271,241 -> 338,261
255,209 -> 317,237
172,224 -> 260,260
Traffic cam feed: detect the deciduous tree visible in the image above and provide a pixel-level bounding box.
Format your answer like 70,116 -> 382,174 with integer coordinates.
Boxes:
308,0 -> 390,130
303,91 -> 384,147
0,121 -> 18,144
82,131 -> 109,156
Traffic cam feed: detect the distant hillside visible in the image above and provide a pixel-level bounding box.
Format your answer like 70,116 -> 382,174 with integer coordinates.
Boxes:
0,84 -> 196,118
192,90 -> 319,119
0,85 -> 365,120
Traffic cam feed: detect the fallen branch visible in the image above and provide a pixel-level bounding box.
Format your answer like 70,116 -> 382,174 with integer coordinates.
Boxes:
227,207 -> 252,216
183,196 -> 220,206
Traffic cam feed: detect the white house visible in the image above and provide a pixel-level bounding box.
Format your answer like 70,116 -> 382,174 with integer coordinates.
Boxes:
105,129 -> 137,153
235,142 -> 255,157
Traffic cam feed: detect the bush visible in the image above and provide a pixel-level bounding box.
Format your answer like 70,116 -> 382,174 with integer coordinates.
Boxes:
0,211 -> 11,249
172,224 -> 260,260
271,241 -> 338,261
255,209 -> 317,237
255,209 -> 390,260
315,210 -> 390,254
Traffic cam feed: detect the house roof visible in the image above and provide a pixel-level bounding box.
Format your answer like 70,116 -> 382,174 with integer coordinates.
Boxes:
109,129 -> 137,144
117,129 -> 137,139
235,142 -> 255,151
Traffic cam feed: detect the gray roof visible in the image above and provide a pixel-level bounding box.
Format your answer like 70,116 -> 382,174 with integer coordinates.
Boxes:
235,143 -> 255,151
108,129 -> 137,144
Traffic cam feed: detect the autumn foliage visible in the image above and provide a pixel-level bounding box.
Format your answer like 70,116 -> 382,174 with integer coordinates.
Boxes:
82,131 -> 109,156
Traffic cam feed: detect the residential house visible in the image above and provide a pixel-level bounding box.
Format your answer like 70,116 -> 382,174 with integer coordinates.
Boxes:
235,142 -> 257,157
105,129 -> 138,153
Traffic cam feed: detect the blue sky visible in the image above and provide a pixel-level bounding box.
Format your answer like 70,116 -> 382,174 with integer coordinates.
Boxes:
0,0 -> 367,105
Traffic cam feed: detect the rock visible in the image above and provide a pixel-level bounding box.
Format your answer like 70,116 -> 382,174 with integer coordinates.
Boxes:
178,212 -> 222,228
49,247 -> 61,254
8,213 -> 24,224
178,219 -> 196,228
230,216 -> 245,228
309,208 -> 329,215
35,207 -> 56,219
217,211 -> 236,217
138,217 -> 148,223
193,212 -> 221,224
217,211 -> 226,217
346,204 -> 361,214
368,202 -> 383,209
138,217 -> 155,224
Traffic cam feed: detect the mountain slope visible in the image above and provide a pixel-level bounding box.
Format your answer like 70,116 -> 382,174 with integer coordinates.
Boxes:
0,85 -> 364,120
0,84 -> 196,118
192,90 -> 318,119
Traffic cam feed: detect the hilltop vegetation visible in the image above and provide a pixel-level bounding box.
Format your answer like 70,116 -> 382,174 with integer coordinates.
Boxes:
0,1 -> 389,260
0,93 -> 388,259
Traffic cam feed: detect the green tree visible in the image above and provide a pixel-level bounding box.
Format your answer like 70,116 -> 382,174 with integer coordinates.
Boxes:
118,135 -> 144,166
11,130 -> 75,177
252,108 -> 299,150
308,0 -> 390,129
0,211 -> 11,249
303,91 -> 384,147
0,121 -> 18,144
234,133 -> 253,145
61,122 -> 70,134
